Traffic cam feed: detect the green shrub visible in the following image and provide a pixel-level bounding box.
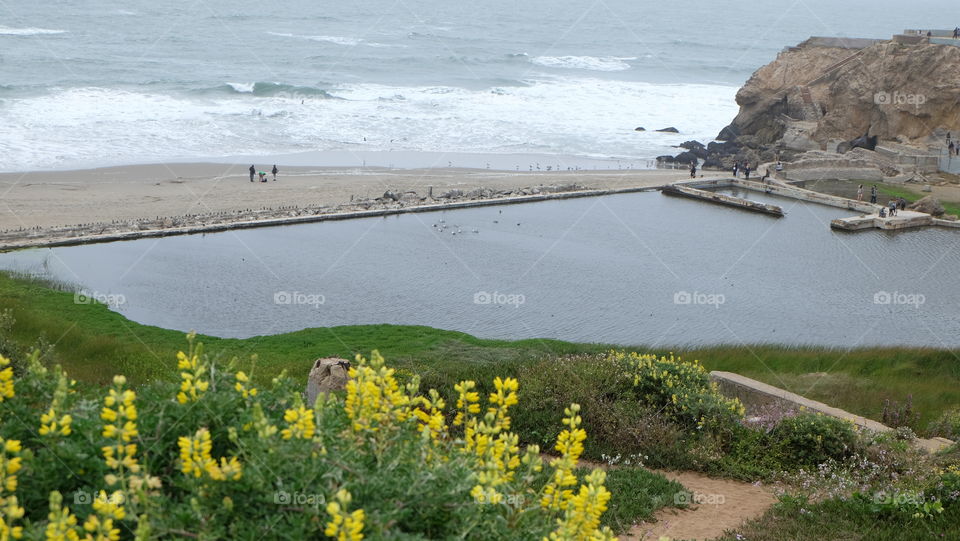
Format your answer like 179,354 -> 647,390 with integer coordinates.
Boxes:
608,351 -> 745,433
0,339 -> 632,540
928,408 -> 960,441
771,413 -> 859,467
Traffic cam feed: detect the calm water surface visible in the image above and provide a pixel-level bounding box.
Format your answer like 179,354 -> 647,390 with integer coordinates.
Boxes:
2,191 -> 959,347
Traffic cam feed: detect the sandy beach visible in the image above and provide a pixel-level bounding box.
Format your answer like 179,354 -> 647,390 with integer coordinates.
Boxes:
0,163 -> 709,233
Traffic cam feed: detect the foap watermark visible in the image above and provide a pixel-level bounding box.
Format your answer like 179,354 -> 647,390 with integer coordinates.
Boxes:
74,290 -> 126,307
473,492 -> 527,506
874,90 -> 926,107
673,290 -> 724,309
73,490 -> 125,506
274,491 -> 325,505
674,490 -> 726,506
872,490 -> 923,506
473,290 -> 525,308
874,290 -> 925,308
274,291 -> 325,307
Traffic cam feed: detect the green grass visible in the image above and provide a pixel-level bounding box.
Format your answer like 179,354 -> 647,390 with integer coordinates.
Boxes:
875,184 -> 960,216
580,466 -> 685,534
718,495 -> 960,541
1,271 -> 958,433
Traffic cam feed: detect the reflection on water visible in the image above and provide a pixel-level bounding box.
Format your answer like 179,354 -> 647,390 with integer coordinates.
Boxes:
1,191 -> 959,347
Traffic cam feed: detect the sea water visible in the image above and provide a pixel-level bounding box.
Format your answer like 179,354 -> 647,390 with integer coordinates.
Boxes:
0,0 -> 945,171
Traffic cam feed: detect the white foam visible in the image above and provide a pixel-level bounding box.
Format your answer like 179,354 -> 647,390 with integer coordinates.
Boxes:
0,26 -> 66,36
269,32 -> 371,47
226,82 -> 255,93
0,81 -> 738,171
530,55 -> 634,72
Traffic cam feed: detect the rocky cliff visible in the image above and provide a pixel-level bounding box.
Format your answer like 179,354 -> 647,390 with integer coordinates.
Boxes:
719,37 -> 960,156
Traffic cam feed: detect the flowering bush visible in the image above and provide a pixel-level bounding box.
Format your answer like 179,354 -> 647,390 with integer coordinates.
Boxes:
0,335 -> 623,540
771,413 -> 859,468
607,351 -> 745,432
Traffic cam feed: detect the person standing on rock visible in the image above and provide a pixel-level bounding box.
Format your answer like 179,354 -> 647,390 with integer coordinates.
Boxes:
870,185 -> 877,204
889,199 -> 898,217
249,164 -> 256,182
732,162 -> 739,178
272,164 -> 278,181
689,161 -> 697,178
744,163 -> 751,180
857,184 -> 864,201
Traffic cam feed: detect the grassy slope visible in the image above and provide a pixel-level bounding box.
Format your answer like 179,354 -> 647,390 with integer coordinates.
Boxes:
1,272 -> 958,430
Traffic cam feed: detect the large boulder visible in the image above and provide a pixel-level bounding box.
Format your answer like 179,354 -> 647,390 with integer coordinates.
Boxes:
907,195 -> 945,216
305,357 -> 352,405
679,140 -> 708,159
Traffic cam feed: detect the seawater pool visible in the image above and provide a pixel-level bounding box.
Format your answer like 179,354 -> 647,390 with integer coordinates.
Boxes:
2,190 -> 959,347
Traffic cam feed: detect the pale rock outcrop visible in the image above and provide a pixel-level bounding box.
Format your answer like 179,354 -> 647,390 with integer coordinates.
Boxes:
305,357 -> 352,405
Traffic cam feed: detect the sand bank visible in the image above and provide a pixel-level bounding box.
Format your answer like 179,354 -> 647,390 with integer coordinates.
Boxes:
0,163 -> 715,249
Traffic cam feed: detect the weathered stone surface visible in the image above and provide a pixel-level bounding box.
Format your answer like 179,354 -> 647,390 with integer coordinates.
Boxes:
720,39 -> 960,148
907,195 -> 945,216
305,357 -> 351,405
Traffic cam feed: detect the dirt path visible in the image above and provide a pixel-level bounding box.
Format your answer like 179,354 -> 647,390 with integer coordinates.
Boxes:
624,470 -> 776,541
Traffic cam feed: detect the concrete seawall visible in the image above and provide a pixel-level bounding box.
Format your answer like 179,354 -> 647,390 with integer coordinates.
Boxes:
711,371 -> 954,454
0,185 -> 662,252
660,184 -> 784,216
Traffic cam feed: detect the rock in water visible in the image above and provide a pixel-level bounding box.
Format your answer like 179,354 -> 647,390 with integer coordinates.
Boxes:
306,357 -> 352,405
634,127 -> 646,131
656,127 -> 680,133
906,195 -> 945,216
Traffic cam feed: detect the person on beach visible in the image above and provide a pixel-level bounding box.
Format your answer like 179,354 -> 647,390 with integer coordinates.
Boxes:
249,165 -> 256,182
950,141 -> 955,157
732,162 -> 739,178
689,161 -> 697,178
857,184 -> 863,201
259,171 -> 267,182
272,164 -> 278,181
870,185 -> 877,204
744,163 -> 751,180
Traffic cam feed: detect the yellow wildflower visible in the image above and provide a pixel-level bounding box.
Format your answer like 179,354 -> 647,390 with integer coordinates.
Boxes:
325,489 -> 365,541
234,371 -> 257,399
281,405 -> 316,440
0,355 -> 15,402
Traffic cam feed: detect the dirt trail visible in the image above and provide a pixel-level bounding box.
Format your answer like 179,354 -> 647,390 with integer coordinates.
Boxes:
624,470 -> 776,541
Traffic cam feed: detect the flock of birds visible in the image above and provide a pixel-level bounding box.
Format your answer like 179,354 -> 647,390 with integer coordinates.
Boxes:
432,219 -> 480,236
432,211 -> 521,236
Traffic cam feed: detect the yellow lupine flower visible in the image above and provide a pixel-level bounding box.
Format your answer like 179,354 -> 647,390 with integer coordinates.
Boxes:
175,337 -> 209,404
234,371 -> 257,399
0,437 -> 24,540
0,355 -> 15,402
178,428 -> 241,482
281,405 -> 316,440
325,489 -> 365,541
45,490 -> 80,541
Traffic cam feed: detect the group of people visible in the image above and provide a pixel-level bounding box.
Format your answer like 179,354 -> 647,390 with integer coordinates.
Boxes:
731,161 -> 754,179
857,184 -> 908,217
948,133 -> 960,157
249,164 -> 279,183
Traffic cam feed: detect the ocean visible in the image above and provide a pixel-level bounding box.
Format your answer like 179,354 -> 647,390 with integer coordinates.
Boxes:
0,0 -> 947,172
